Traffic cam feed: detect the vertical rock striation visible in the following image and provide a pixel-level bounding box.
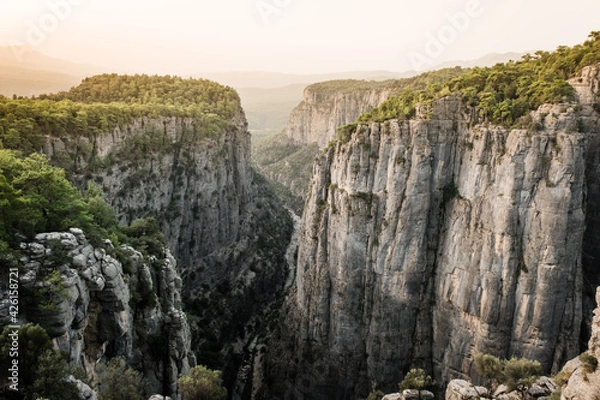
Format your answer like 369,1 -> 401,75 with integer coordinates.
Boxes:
285,83 -> 393,149
39,96 -> 293,393
0,229 -> 193,399
264,64 -> 600,398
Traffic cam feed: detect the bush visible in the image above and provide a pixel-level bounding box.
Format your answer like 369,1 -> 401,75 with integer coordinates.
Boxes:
32,350 -> 81,400
474,353 -> 503,388
398,368 -> 434,391
579,352 -> 598,374
178,365 -> 227,400
96,358 -> 142,400
474,353 -> 542,392
502,356 -> 542,392
554,369 -> 571,386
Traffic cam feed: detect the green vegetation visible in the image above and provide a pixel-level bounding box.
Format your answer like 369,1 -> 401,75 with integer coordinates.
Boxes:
442,179 -> 461,204
579,352 -> 599,375
0,150 -> 92,247
474,353 -> 504,388
502,356 -> 542,392
398,368 -> 434,391
253,133 -> 319,213
339,31 -> 600,138
0,150 -> 165,254
48,73 -> 239,112
0,324 -> 81,400
178,365 -> 228,400
96,357 -> 143,400
474,353 -> 542,392
365,389 -> 385,400
0,74 -> 240,160
308,67 -> 466,98
554,369 -> 572,386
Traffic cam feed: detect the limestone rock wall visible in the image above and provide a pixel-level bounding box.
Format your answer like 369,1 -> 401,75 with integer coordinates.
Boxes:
0,229 -> 192,399
285,84 -> 393,149
38,102 -> 294,394
263,61 -> 600,397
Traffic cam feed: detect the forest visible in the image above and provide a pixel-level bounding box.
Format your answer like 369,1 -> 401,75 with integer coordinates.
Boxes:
0,74 -> 241,156
353,31 -> 600,127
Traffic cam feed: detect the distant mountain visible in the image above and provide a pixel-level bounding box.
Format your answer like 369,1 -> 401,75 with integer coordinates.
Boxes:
432,52 -> 527,70
0,46 -> 103,97
195,70 -> 417,89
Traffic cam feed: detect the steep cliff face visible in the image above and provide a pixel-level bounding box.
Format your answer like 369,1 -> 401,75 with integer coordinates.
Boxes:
0,229 -> 192,398
256,82 -> 394,208
571,65 -> 600,346
558,287 -> 600,399
39,96 -> 293,391
43,112 -> 252,270
263,65 -> 600,398
285,84 -> 392,149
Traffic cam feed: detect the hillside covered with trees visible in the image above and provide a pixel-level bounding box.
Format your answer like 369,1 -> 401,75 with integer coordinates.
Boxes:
351,31 -> 600,128
0,74 -> 241,156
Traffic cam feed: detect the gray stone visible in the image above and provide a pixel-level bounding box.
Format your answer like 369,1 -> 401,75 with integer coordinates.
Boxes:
474,386 -> 488,396
381,394 -> 401,400
419,390 -> 434,400
101,260 -> 119,280
28,242 -> 46,259
528,383 -> 548,397
445,380 -> 480,400
73,254 -> 88,269
266,77 -> 592,394
401,389 -> 420,400
81,244 -> 95,259
494,384 -> 508,396
94,248 -> 105,261
536,376 -> 556,392
67,375 -> 97,400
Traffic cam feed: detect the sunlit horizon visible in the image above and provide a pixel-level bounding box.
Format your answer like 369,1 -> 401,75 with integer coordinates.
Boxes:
0,0 -> 599,76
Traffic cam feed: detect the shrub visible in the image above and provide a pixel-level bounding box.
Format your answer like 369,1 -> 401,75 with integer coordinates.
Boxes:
365,389 -> 385,400
178,365 -> 227,400
399,368 -> 434,391
474,353 -> 503,388
554,369 -> 572,386
502,356 -> 542,392
579,352 -> 598,374
96,357 -> 142,400
32,350 -> 81,400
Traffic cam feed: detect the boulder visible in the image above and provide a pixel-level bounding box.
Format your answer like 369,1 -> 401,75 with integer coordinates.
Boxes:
402,389 -> 420,400
445,380 -> 480,400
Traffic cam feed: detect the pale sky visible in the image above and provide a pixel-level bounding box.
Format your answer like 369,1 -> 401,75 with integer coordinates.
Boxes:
0,0 -> 599,75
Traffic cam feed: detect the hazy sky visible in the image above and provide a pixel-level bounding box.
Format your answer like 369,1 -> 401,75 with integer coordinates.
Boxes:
0,0 -> 599,75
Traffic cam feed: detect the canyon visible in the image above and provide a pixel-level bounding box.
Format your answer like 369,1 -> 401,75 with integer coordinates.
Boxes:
1,52 -> 600,400
258,64 -> 600,398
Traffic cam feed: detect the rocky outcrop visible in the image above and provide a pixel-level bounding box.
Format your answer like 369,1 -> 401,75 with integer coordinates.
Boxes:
443,378 -> 556,400
39,97 -> 294,392
263,62 -> 600,398
558,287 -> 600,399
285,82 -> 393,149
0,229 -> 193,398
43,112 -> 252,273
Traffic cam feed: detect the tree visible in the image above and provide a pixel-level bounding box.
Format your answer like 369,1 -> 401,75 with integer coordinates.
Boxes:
474,353 -> 542,393
31,350 -> 80,400
474,353 -> 503,389
502,356 -> 541,392
177,365 -> 227,400
0,323 -> 53,388
96,358 -> 142,400
398,368 -> 434,391
0,324 -> 81,400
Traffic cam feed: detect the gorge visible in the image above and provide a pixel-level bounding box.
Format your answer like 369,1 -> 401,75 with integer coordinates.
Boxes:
1,33 -> 600,400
